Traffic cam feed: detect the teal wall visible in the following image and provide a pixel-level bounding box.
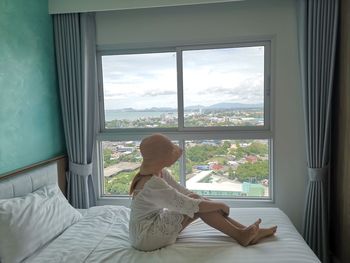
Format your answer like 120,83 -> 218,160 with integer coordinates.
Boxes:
0,0 -> 66,175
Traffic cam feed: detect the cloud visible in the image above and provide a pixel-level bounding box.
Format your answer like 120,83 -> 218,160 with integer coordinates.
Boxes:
102,53 -> 176,78
142,90 -> 176,97
103,87 -> 132,99
183,74 -> 264,105
102,46 -> 265,109
204,75 -> 263,95
183,46 -> 264,73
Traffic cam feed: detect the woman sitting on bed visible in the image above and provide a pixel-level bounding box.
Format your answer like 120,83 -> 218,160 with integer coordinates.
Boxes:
129,133 -> 277,252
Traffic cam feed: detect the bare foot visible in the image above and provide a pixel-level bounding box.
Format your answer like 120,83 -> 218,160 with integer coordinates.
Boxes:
250,226 -> 277,245
237,224 -> 259,247
254,218 -> 262,227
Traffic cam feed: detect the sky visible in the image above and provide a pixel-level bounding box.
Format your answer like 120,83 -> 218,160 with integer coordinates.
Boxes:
102,46 -> 264,110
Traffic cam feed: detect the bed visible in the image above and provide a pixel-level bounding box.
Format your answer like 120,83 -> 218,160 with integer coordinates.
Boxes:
0,162 -> 320,263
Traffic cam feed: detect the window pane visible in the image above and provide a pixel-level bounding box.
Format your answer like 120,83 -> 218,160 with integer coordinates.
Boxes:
102,53 -> 177,129
183,46 -> 265,127
102,140 -> 180,195
185,139 -> 269,198
102,141 -> 141,195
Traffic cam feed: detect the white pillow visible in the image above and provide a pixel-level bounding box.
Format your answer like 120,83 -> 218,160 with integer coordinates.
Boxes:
0,184 -> 82,263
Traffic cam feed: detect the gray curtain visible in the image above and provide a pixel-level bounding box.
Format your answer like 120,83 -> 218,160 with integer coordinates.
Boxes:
297,0 -> 338,262
53,13 -> 97,208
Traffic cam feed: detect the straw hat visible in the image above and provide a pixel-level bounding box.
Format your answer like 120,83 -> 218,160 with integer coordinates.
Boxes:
139,134 -> 182,175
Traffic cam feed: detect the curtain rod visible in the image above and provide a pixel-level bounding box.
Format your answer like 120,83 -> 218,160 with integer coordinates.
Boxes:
49,0 -> 245,14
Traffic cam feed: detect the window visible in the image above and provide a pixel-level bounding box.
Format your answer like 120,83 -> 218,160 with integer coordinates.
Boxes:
101,52 -> 178,129
97,41 -> 272,200
182,47 -> 265,128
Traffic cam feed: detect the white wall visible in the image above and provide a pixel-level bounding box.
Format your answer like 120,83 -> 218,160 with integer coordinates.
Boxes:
95,0 -> 307,232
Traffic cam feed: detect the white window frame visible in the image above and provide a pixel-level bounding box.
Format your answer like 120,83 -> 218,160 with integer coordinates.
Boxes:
94,39 -> 275,207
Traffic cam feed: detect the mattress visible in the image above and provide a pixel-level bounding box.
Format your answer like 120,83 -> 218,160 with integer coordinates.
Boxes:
25,206 -> 320,263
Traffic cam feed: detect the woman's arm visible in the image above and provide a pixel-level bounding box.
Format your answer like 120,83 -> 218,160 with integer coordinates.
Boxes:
160,169 -> 229,216
163,169 -> 220,202
162,169 -> 212,200
161,169 -> 192,195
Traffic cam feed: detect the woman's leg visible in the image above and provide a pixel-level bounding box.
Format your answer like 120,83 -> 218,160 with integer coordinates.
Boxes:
180,212 -> 276,245
214,214 -> 276,245
180,213 -> 260,231
180,214 -> 199,231
197,211 -> 258,246
182,194 -> 276,245
210,207 -> 276,245
250,226 -> 277,244
186,194 -> 261,229
225,216 -> 261,229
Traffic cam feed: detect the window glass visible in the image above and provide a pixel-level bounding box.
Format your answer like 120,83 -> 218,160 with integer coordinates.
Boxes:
102,52 -> 177,129
102,141 -> 141,195
185,139 -> 269,198
183,46 -> 264,127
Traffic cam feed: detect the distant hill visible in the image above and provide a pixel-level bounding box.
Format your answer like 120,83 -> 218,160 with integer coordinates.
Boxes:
141,107 -> 175,112
185,103 -> 263,111
184,105 -> 205,110
206,102 -> 263,109
109,107 -> 176,112
108,102 -> 263,112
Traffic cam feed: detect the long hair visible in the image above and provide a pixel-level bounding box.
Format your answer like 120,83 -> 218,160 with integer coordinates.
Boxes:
129,172 -> 141,195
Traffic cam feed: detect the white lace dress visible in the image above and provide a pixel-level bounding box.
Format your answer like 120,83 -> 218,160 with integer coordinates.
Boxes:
129,169 -> 201,251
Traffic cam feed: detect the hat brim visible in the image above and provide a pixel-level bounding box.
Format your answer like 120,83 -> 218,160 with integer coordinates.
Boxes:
139,144 -> 182,175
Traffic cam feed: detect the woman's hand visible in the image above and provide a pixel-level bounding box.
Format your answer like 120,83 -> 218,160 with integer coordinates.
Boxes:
187,192 -> 201,199
187,192 -> 206,200
187,192 -> 211,201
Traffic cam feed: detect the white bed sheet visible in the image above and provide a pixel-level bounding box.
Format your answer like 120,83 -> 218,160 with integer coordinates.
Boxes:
25,206 -> 320,263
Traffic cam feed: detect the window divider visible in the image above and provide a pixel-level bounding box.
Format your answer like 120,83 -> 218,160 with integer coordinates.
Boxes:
176,48 -> 185,131
179,139 -> 186,186
96,53 -> 106,132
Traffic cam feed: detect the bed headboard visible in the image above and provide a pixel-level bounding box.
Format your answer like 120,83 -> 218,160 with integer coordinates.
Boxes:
0,162 -> 59,199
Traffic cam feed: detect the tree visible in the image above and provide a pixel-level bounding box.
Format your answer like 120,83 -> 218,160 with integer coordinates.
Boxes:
186,145 -> 211,162
230,141 -> 268,160
186,144 -> 229,163
104,171 -> 136,195
222,141 -> 231,150
246,142 -> 268,155
169,162 -> 180,182
235,160 -> 268,182
103,148 -> 118,168
231,146 -> 246,159
228,167 -> 235,180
